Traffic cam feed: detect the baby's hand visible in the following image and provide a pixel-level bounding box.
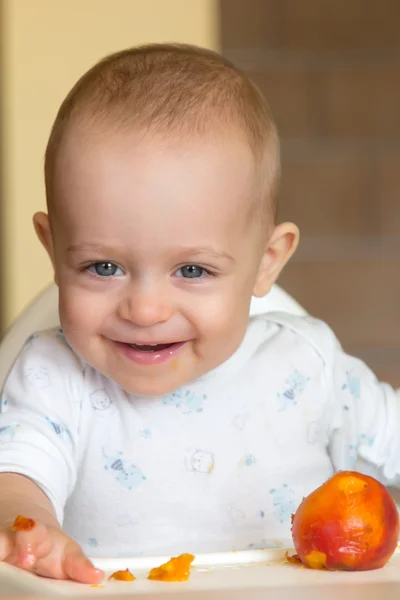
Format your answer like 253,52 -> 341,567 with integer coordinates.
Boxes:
0,515 -> 104,583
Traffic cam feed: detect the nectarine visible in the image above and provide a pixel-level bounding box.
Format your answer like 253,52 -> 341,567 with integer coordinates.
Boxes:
148,554 -> 195,582
109,569 -> 136,581
291,471 -> 399,570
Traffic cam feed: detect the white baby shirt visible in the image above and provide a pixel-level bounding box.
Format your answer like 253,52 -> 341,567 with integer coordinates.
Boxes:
0,312 -> 400,558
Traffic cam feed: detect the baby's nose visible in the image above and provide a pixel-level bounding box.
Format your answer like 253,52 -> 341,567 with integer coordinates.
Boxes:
117,284 -> 173,326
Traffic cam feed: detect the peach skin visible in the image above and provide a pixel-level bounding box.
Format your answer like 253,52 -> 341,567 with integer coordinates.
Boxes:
291,471 -> 399,571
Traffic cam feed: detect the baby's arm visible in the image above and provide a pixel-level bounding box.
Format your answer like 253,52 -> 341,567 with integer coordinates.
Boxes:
0,332 -> 104,582
0,473 -> 103,582
325,325 -> 400,485
0,473 -> 59,529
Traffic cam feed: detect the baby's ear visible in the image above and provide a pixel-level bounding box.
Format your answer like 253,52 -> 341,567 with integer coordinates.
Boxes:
33,212 -> 57,281
253,222 -> 299,297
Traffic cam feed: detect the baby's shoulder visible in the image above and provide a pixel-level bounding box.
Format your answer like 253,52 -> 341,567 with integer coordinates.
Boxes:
19,327 -> 79,358
1,328 -> 92,414
253,311 -> 341,367
8,327 -> 85,381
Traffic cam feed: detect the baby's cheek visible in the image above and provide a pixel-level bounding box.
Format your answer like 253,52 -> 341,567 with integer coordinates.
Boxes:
215,301 -> 249,337
197,294 -> 245,331
59,287 -> 105,329
60,307 -> 90,341
58,298 -> 96,355
200,307 -> 248,360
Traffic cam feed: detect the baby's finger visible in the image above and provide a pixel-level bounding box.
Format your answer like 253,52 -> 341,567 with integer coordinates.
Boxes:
63,550 -> 104,584
12,519 -> 53,568
0,531 -> 13,561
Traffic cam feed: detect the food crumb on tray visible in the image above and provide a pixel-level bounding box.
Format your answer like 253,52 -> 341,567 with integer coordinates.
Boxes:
109,568 -> 136,581
284,552 -> 303,565
148,553 -> 195,582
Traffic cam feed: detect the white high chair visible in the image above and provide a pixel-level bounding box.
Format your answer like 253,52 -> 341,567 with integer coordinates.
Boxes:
0,283 -> 306,387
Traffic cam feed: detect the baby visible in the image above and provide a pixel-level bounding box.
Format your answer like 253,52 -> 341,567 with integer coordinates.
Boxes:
0,43 -> 399,583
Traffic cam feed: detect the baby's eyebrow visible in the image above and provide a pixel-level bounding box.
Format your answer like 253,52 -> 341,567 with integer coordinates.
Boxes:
177,247 -> 236,265
66,244 -> 235,263
66,244 -> 120,255
65,244 -> 236,267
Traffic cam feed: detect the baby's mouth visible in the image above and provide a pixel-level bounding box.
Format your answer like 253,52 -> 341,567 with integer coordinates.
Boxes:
115,339 -> 187,364
130,343 -> 175,353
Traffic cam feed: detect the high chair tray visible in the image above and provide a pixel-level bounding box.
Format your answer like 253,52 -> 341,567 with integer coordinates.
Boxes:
1,548 -> 400,597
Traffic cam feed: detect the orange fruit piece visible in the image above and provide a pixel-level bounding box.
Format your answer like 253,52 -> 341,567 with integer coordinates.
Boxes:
11,516 -> 36,532
148,553 -> 195,582
109,568 -> 136,581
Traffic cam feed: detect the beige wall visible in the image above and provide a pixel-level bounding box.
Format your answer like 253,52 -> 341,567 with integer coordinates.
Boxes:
1,0 -> 218,328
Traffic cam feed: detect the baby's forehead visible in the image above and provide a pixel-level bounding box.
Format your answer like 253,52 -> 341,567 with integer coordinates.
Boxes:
45,45 -> 280,231
48,125 -> 271,240
53,125 -> 256,196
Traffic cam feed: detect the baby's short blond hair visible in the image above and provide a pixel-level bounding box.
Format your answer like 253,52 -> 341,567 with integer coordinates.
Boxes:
45,43 -> 280,221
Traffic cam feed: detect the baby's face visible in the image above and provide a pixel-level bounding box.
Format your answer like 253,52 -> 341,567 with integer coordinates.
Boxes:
45,131 -> 270,395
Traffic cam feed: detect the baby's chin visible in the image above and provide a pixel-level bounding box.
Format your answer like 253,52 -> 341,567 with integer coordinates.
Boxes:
67,332 -> 240,396
100,352 -> 226,397
107,371 -> 199,397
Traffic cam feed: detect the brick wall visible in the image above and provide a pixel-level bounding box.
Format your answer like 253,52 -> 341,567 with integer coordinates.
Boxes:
221,0 -> 400,385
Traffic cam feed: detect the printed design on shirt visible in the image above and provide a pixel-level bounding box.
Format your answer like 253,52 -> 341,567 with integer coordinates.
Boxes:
226,504 -> 245,522
186,449 -> 215,474
348,433 -> 375,468
269,484 -> 297,524
0,395 -> 8,413
359,432 -> 375,448
307,421 -> 321,444
239,454 -> 257,467
347,444 -> 358,468
277,370 -> 310,411
88,538 -> 98,548
139,428 -> 152,439
162,389 -> 207,414
0,424 -> 20,443
90,389 -> 112,410
24,366 -> 51,390
103,449 -> 146,490
342,371 -> 361,399
44,416 -> 73,443
231,412 -> 250,432
115,513 -> 140,527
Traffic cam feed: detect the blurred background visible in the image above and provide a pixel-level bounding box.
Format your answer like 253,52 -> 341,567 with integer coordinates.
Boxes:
1,0 -> 399,385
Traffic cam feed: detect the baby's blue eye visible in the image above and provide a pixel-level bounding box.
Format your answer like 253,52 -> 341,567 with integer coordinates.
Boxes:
88,262 -> 123,277
175,265 -> 206,279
